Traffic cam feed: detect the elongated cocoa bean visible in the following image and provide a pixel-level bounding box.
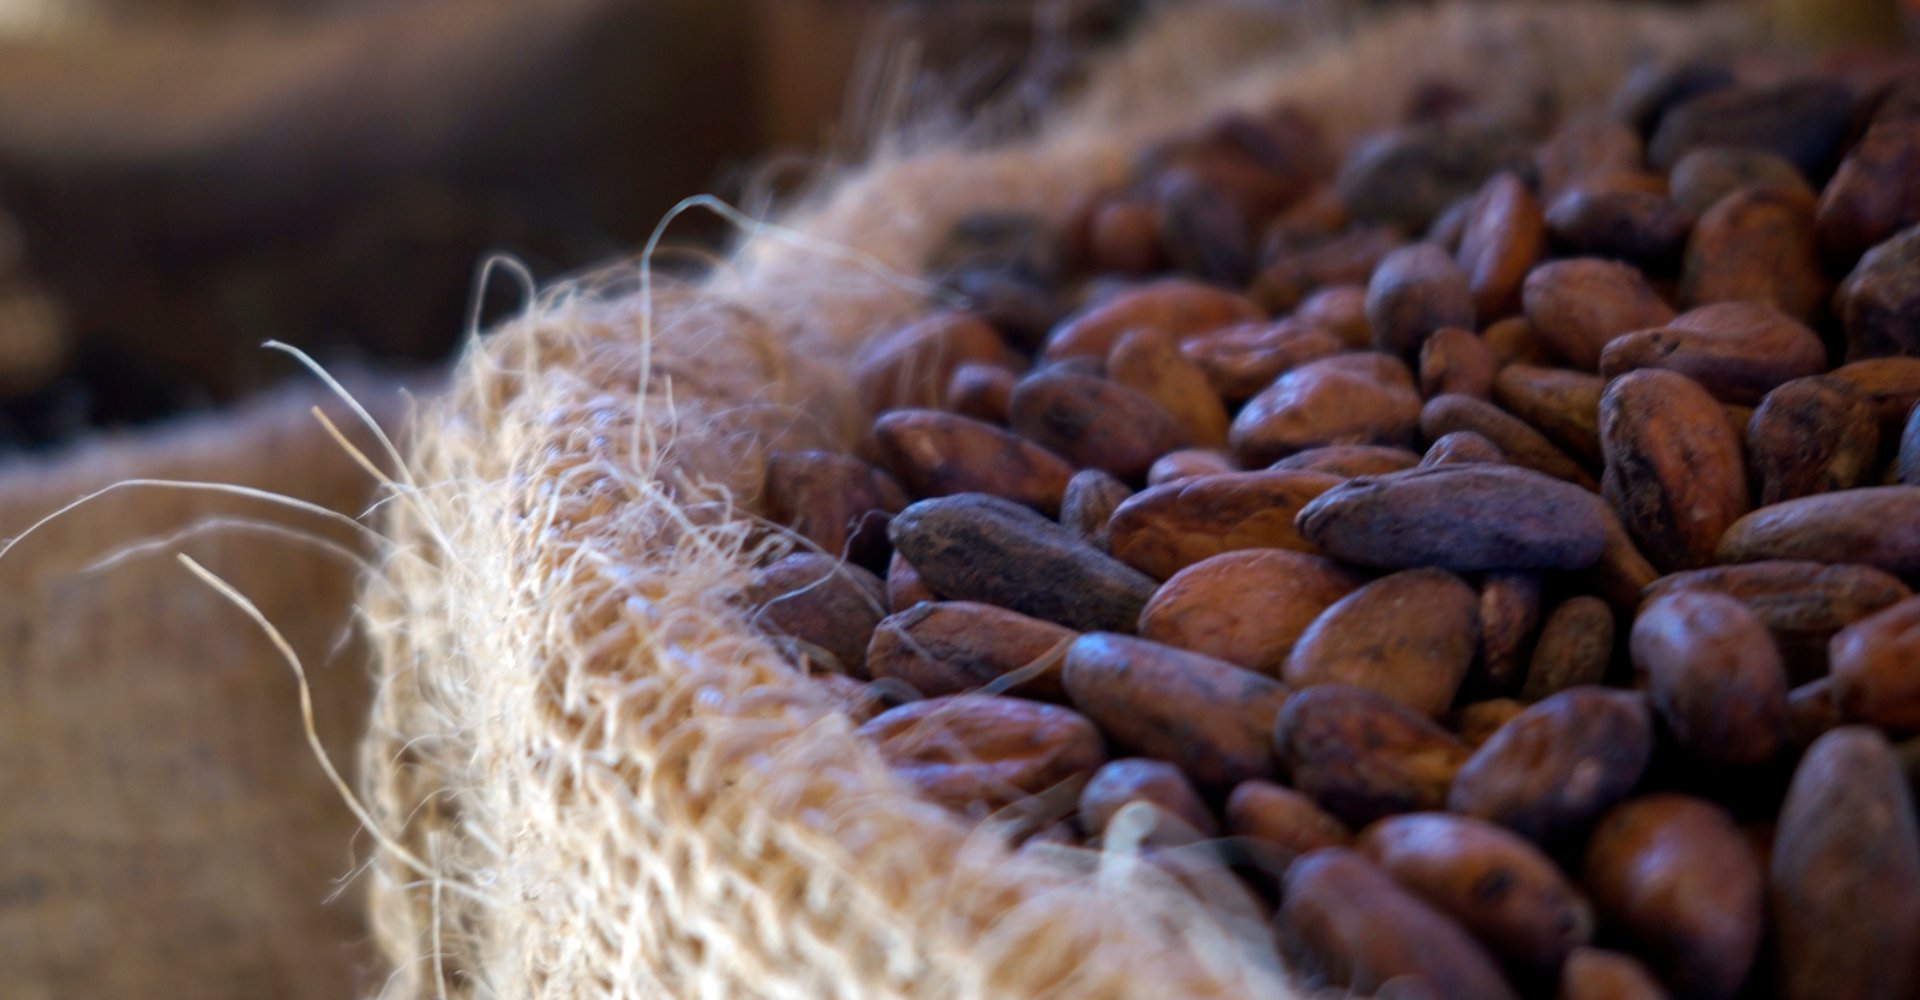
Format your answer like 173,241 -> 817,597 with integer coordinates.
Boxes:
890,494 -> 1156,632
1297,464 -> 1608,572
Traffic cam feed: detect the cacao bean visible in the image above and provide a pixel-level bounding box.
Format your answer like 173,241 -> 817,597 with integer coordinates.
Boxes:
1771,727 -> 1920,1000
1420,393 -> 1597,488
1669,146 -> 1810,218
1297,463 -> 1609,572
1747,376 -> 1880,504
1581,793 -> 1764,1000
747,553 -> 887,677
1829,596 -> 1920,732
1284,568 -> 1480,717
867,600 -> 1077,702
1226,779 -> 1351,873
1276,684 -> 1471,827
1600,301 -> 1827,405
1641,560 -> 1911,683
860,694 -> 1105,815
1009,369 -> 1190,483
874,409 -> 1075,514
1063,632 -> 1288,789
1417,327 -> 1497,400
1717,486 -> 1920,574
1229,353 -> 1423,465
1523,597 -> 1616,701
889,493 -> 1157,632
1523,258 -> 1675,371
1457,172 -> 1545,319
1281,848 -> 1520,1000
1138,548 -> 1360,676
1107,327 -> 1231,449
1359,811 -> 1594,975
1272,444 -> 1423,477
1078,757 -> 1217,842
1107,469 -> 1341,580
1449,687 -> 1653,845
1836,224 -> 1920,363
1630,591 -> 1789,767
1042,278 -> 1261,362
1599,369 -> 1748,571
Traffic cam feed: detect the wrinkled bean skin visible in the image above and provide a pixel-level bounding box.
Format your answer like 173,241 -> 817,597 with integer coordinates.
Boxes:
1746,377 -> 1881,505
889,494 -> 1157,632
1600,369 -> 1748,571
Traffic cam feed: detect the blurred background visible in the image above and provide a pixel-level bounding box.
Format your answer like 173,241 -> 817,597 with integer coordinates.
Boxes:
0,0 -> 1888,452
0,0 -> 1161,451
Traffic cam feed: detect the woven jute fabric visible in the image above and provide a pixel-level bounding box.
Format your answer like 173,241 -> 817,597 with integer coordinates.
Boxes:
360,5 -> 1749,997
1,381 -> 402,1000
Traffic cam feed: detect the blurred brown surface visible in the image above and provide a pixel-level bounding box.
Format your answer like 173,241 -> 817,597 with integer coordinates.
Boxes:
0,0 -> 1159,449
0,0 -> 759,442
0,377 -> 403,999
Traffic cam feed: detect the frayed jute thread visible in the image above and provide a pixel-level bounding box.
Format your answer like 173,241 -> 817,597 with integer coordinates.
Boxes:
358,4 -> 1755,998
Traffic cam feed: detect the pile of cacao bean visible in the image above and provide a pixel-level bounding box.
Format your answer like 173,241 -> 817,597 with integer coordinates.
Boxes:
744,55 -> 1920,1000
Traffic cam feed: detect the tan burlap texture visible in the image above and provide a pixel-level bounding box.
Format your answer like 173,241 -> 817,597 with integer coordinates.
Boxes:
361,4 -> 1753,997
2,380 -> 404,1000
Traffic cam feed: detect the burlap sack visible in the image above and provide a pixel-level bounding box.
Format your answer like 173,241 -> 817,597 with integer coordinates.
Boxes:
362,4 -> 1752,997
1,379 -> 402,1000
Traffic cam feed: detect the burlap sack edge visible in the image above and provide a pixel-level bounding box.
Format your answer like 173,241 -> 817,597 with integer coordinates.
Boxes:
359,5 -> 1754,997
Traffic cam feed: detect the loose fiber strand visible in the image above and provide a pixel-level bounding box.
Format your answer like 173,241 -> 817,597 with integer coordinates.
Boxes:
177,554 -> 492,907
